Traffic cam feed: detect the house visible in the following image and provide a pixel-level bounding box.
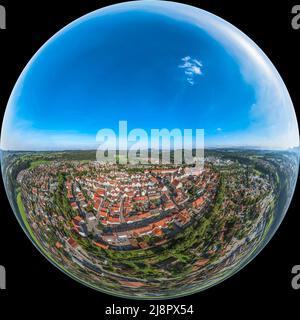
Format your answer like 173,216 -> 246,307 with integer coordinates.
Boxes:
67,237 -> 78,249
107,217 -> 120,225
70,202 -> 78,210
73,215 -> 82,226
93,241 -> 109,250
192,197 -> 204,209
55,242 -> 63,249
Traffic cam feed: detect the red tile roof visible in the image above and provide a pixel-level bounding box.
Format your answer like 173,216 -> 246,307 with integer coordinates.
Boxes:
67,238 -> 78,248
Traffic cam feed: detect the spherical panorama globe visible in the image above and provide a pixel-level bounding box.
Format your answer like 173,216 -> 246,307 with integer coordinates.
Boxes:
1,1 -> 299,299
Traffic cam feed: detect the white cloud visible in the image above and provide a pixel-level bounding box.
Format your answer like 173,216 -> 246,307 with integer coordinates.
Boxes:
163,2 -> 299,148
1,2 -> 298,150
179,56 -> 203,85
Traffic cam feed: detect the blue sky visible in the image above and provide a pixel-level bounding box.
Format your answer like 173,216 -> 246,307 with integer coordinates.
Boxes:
1,1 -> 299,150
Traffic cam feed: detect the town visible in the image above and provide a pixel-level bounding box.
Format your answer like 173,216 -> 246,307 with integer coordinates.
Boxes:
18,161 -> 218,251
2,148 -> 297,298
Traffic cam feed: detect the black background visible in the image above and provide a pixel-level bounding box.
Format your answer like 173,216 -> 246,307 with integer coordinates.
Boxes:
0,0 -> 299,317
